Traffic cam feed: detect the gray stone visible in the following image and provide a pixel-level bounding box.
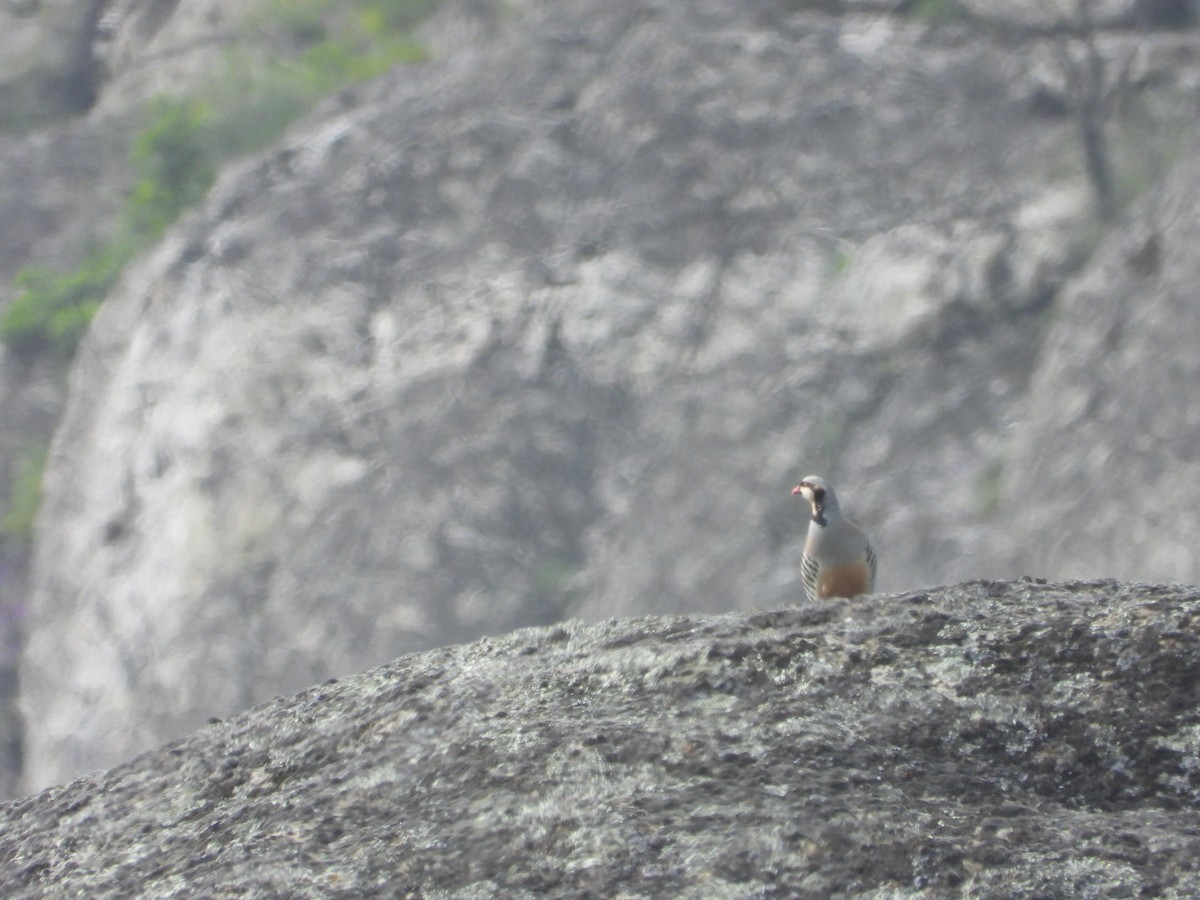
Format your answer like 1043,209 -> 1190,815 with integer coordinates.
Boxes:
20,0 -> 1200,792
998,152 -> 1200,584
3,580 -> 1200,897
0,0 -> 100,123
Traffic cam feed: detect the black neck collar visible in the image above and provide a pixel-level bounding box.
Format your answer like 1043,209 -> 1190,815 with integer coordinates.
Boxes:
811,505 -> 827,527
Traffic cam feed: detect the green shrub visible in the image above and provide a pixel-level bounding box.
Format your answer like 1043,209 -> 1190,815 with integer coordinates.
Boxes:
204,29 -> 425,159
299,30 -> 427,87
975,457 -> 1004,517
1111,90 -> 1194,212
199,49 -> 318,159
1,242 -> 131,357
2,97 -> 214,356
362,0 -> 442,34
2,0 -> 439,361
125,97 -> 217,241
253,0 -> 440,45
175,1 -> 430,165
267,0 -> 334,44
0,443 -> 48,539
533,557 -> 582,615
907,0 -> 966,23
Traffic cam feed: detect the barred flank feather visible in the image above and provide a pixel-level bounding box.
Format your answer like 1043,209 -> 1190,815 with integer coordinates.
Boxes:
801,553 -> 821,604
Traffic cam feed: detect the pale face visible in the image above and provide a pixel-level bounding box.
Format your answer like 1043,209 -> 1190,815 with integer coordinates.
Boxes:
790,478 -> 829,515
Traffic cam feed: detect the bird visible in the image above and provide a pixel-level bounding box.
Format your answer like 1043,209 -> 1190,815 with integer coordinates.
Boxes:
791,475 -> 877,603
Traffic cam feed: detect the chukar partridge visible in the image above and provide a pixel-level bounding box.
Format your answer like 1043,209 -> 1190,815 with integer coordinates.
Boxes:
791,476 -> 877,602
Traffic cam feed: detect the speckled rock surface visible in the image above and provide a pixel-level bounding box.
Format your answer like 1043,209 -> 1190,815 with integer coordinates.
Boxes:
13,0 -> 1200,797
3,579 -> 1199,897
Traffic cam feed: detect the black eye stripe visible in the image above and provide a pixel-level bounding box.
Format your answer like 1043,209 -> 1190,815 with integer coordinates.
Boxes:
814,488 -> 825,501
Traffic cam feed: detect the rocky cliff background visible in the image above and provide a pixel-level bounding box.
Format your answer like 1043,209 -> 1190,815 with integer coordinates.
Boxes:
1,0 -> 1199,795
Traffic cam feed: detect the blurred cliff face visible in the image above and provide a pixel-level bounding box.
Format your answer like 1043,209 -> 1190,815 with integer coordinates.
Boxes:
3,0 -> 1200,793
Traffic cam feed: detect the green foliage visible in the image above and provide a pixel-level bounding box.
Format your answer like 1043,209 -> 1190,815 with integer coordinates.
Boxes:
2,0 -> 438,362
362,0 -> 442,33
125,98 -> 217,241
266,0 -> 334,44
533,558 -> 582,614
0,242 -> 131,357
975,457 -> 1004,517
1064,216 -> 1106,273
824,247 -> 853,284
300,29 -> 427,87
907,0 -> 966,23
205,0 -> 436,167
813,412 -> 847,456
0,443 -> 48,539
1110,90 -> 1194,212
534,558 -> 577,594
199,49 -> 319,160
253,0 -> 440,44
0,84 -> 41,137
186,0 -> 431,165
2,96 -> 214,357
203,31 -> 425,159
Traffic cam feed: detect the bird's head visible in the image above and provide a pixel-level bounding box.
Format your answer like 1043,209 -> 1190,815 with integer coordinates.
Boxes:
791,475 -> 838,521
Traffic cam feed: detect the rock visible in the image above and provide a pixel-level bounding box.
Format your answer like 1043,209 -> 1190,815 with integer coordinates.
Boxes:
998,152 -> 1200,584
3,580 -> 1200,896
0,0 -> 100,124
91,1 -> 273,116
12,0 -> 1050,789
0,0 -> 495,799
22,0 -> 1200,793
